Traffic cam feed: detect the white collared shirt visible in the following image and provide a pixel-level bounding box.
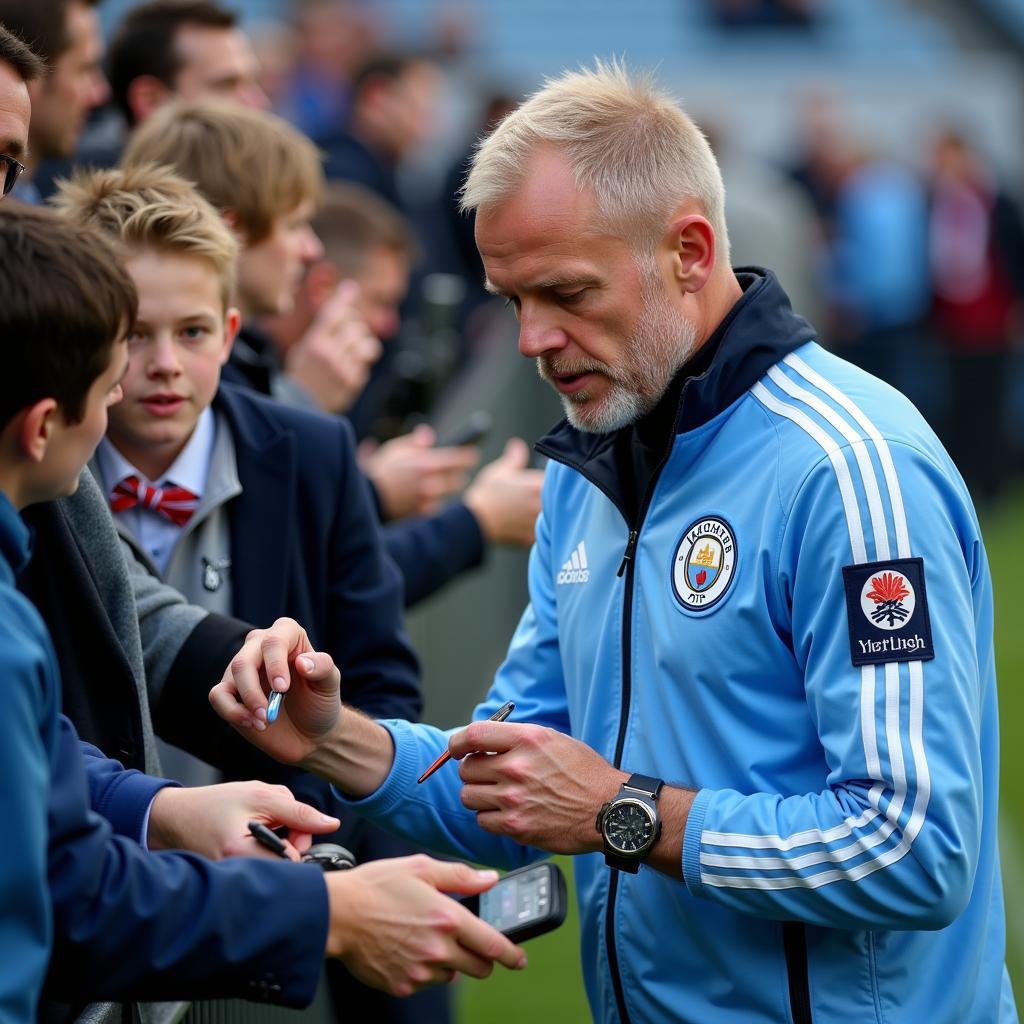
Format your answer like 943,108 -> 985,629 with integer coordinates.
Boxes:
96,409 -> 216,575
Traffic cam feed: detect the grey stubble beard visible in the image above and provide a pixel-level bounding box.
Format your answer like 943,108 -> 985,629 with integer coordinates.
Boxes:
540,276 -> 699,434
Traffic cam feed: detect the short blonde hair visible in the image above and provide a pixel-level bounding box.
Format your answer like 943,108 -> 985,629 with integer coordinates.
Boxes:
121,99 -> 324,244
52,163 -> 238,309
462,60 -> 729,261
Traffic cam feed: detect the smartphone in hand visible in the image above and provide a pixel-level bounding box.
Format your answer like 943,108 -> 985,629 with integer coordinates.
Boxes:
462,861 -> 568,943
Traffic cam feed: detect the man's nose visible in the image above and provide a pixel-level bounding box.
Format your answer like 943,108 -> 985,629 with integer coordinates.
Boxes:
517,309 -> 567,360
89,70 -> 110,110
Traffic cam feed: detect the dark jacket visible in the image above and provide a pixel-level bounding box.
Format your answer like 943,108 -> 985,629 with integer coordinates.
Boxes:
203,383 -> 421,717
0,493 -> 59,1024
223,328 -> 486,607
4,490 -> 327,1012
47,717 -> 327,1008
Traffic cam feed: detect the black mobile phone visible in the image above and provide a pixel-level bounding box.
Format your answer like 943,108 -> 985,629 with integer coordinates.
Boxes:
436,411 -> 492,448
462,862 -> 567,943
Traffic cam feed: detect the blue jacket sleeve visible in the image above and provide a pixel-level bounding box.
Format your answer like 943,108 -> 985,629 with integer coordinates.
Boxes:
682,440 -> 985,930
80,741 -> 178,843
333,479 -> 570,868
0,610 -> 58,1024
383,501 -> 485,608
48,716 -> 328,1006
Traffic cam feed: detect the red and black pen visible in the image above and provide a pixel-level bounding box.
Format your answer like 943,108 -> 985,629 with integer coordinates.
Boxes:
416,701 -> 515,784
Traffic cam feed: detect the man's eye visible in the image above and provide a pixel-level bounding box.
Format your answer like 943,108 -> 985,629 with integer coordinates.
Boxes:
556,290 -> 586,305
182,326 -> 207,340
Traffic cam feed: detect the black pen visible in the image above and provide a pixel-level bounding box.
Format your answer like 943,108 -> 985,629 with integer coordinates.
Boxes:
416,700 -> 515,784
248,820 -> 290,859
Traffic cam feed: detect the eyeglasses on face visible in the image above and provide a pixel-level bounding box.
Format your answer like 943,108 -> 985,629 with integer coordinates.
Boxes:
0,154 -> 26,198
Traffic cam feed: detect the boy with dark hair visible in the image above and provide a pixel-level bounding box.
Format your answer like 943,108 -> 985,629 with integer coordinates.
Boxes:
0,198 -> 131,1024
0,202 -> 525,1017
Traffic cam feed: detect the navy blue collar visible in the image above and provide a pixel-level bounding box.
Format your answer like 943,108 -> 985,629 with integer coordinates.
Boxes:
535,267 -> 816,510
0,489 -> 33,582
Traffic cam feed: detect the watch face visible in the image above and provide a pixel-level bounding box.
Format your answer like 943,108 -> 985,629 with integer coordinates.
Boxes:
604,798 -> 657,856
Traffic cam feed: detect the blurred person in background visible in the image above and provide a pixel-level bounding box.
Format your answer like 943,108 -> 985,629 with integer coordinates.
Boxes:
279,0 -> 375,140
263,181 -> 544,605
107,0 -> 269,126
10,0 -> 270,198
0,0 -> 107,203
786,91 -> 857,253
710,0 -> 818,29
321,52 -> 442,212
440,92 -> 520,327
825,150 -> 932,415
926,127 -> 1024,506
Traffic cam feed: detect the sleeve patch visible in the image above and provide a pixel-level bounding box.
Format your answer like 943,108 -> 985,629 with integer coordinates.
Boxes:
842,557 -> 934,666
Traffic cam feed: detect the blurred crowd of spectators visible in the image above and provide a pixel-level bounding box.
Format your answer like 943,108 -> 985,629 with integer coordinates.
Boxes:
778,93 -> 1024,506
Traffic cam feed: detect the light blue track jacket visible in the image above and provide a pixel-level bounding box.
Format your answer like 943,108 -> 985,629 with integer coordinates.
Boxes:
338,270 -> 1016,1024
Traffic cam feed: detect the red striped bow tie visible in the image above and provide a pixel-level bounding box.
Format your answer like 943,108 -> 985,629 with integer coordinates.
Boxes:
110,475 -> 199,527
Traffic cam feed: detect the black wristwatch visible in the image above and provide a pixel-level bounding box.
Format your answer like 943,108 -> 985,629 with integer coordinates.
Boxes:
596,773 -> 663,873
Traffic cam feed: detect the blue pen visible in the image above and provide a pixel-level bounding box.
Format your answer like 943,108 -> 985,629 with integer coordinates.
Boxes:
267,690 -> 284,723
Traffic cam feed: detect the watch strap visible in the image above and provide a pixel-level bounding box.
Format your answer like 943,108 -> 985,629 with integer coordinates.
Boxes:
604,851 -> 641,873
624,773 -> 663,800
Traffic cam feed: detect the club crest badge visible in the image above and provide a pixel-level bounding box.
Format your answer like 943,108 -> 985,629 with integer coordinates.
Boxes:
842,557 -> 934,665
671,516 -> 737,613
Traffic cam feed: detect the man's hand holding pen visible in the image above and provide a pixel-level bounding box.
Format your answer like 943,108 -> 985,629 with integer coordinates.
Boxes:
449,720 -> 627,856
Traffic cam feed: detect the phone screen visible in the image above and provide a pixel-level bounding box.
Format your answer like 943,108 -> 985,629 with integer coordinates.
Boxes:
478,865 -> 554,932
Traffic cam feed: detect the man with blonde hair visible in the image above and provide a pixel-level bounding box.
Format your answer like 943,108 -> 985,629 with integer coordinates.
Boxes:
211,62 -> 1014,1023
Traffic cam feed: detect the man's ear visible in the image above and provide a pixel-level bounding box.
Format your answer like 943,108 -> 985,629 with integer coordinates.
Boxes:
126,75 -> 172,124
664,213 -> 716,294
17,398 -> 60,464
220,307 -> 242,365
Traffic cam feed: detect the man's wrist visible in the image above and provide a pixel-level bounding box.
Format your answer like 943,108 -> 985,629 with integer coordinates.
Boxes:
323,872 -> 355,959
586,768 -> 630,852
302,705 -> 396,797
146,786 -> 183,851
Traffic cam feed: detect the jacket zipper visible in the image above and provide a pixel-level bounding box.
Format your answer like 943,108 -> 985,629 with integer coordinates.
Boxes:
607,520 -> 640,1024
537,440 -> 675,1024
782,922 -> 813,1024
